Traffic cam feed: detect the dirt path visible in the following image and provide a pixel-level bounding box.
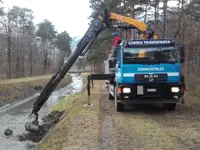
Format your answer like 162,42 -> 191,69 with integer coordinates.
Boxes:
38,81 -> 200,150
99,82 -> 200,150
99,86 -> 117,150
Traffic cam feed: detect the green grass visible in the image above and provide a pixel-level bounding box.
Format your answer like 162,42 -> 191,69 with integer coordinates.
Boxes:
38,79 -> 200,150
0,74 -> 72,106
37,81 -> 101,150
50,93 -> 80,112
0,74 -> 52,84
37,76 -> 200,150
0,73 -> 73,84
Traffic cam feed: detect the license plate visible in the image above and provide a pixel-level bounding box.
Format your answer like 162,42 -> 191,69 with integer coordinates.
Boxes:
144,74 -> 159,78
147,88 -> 156,92
144,74 -> 158,82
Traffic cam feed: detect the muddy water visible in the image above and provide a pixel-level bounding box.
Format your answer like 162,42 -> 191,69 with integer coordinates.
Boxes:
0,74 -> 83,150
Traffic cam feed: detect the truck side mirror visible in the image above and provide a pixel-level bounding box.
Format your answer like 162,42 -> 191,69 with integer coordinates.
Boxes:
116,62 -> 120,68
179,45 -> 185,63
177,44 -> 184,63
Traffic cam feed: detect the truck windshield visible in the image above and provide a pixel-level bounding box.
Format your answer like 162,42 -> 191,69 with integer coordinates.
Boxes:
123,46 -> 178,64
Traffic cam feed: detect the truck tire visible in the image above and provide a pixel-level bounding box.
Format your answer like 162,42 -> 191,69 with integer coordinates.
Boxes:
114,87 -> 124,112
163,103 -> 176,111
109,93 -> 114,100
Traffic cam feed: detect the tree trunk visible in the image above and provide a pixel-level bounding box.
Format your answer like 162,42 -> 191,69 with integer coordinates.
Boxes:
181,0 -> 185,43
187,17 -> 192,87
58,50 -> 65,71
154,0 -> 160,37
16,36 -> 20,78
43,40 -> 48,74
21,29 -> 25,77
21,53 -> 25,77
44,50 -> 48,74
144,2 -> 148,23
6,25 -> 11,79
30,62 -> 33,76
154,6 -> 157,31
130,3 -> 135,39
162,0 -> 168,38
29,46 -> 33,76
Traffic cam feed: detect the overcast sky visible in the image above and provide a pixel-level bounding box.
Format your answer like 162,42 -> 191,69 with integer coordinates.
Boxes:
2,0 -> 92,38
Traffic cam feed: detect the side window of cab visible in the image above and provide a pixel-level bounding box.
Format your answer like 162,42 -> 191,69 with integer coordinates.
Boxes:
116,45 -> 121,66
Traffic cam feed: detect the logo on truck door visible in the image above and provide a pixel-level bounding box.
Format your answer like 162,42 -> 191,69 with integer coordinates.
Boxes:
134,73 -> 168,82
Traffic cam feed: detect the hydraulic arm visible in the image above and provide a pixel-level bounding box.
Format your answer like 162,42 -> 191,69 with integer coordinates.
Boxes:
101,10 -> 155,39
25,10 -> 155,132
25,18 -> 104,132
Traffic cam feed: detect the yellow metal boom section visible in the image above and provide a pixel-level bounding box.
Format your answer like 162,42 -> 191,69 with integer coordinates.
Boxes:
109,13 -> 148,32
98,10 -> 157,39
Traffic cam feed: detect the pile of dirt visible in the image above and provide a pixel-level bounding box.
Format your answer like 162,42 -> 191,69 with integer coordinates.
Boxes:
18,111 -> 64,143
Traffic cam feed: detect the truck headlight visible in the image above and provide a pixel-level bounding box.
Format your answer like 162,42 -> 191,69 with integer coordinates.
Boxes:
123,88 -> 131,93
171,87 -> 180,93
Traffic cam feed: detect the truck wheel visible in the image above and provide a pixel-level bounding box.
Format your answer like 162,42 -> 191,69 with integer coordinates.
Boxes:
163,103 -> 176,111
109,93 -> 114,100
114,87 -> 124,111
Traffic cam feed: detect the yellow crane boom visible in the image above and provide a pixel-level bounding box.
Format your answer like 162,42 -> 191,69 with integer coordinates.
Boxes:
99,10 -> 158,39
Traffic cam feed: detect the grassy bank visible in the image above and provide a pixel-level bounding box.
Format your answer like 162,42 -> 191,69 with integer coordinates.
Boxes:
37,78 -> 200,150
0,74 -> 72,106
37,80 -> 101,150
